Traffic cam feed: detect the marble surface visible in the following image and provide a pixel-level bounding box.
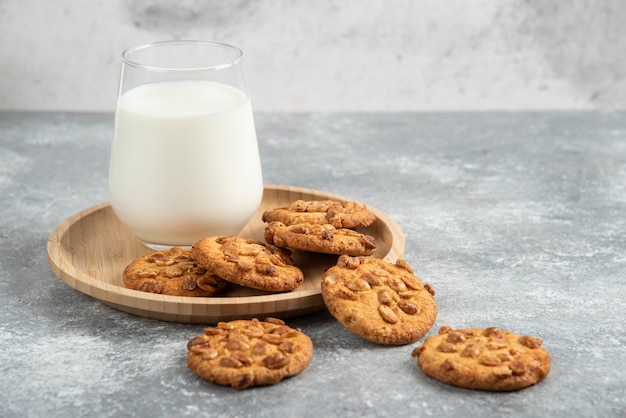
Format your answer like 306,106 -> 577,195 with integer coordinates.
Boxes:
1,111 -> 625,417
2,0 -> 626,112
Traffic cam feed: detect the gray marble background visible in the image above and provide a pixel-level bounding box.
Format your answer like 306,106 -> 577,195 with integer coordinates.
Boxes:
2,0 -> 626,112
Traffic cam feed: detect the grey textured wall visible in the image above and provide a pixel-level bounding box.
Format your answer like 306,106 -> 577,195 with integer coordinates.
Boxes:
1,0 -> 625,112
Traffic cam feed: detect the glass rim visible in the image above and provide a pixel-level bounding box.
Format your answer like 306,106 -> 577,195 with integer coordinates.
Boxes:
121,40 -> 243,72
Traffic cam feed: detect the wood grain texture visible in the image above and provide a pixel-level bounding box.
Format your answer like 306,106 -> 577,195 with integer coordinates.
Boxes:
47,184 -> 404,324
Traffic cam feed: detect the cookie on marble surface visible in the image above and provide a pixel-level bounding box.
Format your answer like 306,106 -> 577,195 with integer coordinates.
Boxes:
122,247 -> 227,297
192,236 -> 304,292
411,326 -> 551,391
264,221 -> 377,256
261,199 -> 376,229
187,317 -> 314,390
321,255 -> 437,345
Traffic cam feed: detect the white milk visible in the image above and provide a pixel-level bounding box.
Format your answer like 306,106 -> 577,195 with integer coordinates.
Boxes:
109,80 -> 263,247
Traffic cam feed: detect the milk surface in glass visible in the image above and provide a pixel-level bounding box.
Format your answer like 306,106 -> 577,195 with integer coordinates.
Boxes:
109,80 -> 263,246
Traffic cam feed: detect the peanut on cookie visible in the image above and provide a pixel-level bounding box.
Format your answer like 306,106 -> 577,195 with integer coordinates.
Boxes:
187,317 -> 313,390
262,199 -> 376,229
412,326 -> 551,391
321,255 -> 437,345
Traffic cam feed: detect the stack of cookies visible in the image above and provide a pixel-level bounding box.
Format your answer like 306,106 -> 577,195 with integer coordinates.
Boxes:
262,199 -> 378,256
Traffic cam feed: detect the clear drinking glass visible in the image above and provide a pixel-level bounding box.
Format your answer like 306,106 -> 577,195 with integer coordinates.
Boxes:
108,40 -> 263,249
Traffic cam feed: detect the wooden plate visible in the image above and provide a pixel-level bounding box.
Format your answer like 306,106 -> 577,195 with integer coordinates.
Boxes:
47,184 -> 405,324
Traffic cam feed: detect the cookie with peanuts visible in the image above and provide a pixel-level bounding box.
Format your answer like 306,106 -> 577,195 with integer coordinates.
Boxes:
187,317 -> 314,390
412,326 -> 551,391
192,236 -> 304,292
264,221 -> 377,256
321,255 -> 437,345
123,246 -> 227,297
262,199 -> 376,229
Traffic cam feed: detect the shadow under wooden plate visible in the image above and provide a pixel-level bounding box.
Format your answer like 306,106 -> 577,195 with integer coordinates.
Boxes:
47,184 -> 405,324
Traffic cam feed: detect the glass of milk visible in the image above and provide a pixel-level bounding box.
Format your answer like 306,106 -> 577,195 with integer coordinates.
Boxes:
109,41 -> 263,249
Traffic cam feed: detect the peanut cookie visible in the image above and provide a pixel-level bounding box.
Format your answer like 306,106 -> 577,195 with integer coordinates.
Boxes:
262,199 -> 376,229
264,221 -> 377,256
192,236 -> 304,292
187,317 -> 314,390
123,247 -> 227,297
412,326 -> 551,391
321,255 -> 437,345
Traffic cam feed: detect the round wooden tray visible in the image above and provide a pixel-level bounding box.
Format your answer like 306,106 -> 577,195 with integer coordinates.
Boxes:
47,184 -> 405,324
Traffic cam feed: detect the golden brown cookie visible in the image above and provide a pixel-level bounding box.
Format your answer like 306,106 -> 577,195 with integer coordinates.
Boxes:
187,317 -> 314,390
264,221 -> 377,256
192,236 -> 304,292
321,255 -> 437,345
123,247 -> 227,297
412,326 -> 551,391
262,199 -> 376,229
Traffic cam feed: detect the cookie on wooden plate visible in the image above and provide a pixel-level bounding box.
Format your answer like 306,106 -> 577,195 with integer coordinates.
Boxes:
262,199 -> 376,229
264,221 -> 377,256
123,247 -> 227,297
192,236 -> 304,292
412,326 -> 551,391
187,317 -> 314,390
321,255 -> 437,345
